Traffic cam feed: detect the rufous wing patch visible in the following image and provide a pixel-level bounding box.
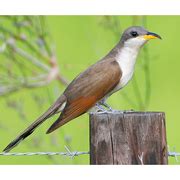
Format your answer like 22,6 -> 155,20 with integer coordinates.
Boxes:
46,96 -> 97,133
46,60 -> 122,134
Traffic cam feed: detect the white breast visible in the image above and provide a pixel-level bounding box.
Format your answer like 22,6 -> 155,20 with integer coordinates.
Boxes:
111,45 -> 140,95
100,36 -> 147,103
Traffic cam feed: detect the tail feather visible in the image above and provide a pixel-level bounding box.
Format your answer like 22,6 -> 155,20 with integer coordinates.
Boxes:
3,95 -> 66,152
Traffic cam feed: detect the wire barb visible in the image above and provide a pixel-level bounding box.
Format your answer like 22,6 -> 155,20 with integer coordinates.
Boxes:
168,146 -> 180,162
0,146 -> 89,157
0,151 -> 89,157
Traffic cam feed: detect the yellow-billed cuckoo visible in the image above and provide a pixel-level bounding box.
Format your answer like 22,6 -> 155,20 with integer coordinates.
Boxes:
3,26 -> 161,152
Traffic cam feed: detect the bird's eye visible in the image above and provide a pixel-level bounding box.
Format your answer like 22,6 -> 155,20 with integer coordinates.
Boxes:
131,31 -> 138,37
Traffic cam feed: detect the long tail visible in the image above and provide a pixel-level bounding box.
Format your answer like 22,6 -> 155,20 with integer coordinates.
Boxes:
3,95 -> 66,152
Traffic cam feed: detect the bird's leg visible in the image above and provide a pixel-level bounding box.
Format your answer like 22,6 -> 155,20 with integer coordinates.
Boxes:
95,103 -> 108,113
99,99 -> 134,113
99,99 -> 121,113
99,101 -> 113,111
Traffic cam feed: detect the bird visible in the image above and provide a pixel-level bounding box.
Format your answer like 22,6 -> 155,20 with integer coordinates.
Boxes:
3,26 -> 161,152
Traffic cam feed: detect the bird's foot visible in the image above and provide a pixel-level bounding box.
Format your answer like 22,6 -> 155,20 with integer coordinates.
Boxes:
96,108 -> 135,114
95,103 -> 109,113
100,102 -> 113,111
95,102 -> 120,114
98,101 -> 113,111
90,101 -> 135,114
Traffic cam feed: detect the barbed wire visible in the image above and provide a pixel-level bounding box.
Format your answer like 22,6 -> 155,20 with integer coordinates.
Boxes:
0,145 -> 180,163
0,146 -> 89,158
0,151 -> 89,157
168,146 -> 180,162
0,151 -> 179,159
168,152 -> 180,157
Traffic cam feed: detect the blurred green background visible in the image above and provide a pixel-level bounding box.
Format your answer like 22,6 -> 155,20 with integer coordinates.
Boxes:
0,16 -> 179,164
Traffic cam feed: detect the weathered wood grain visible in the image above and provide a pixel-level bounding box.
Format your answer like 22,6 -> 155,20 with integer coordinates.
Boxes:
90,112 -> 168,165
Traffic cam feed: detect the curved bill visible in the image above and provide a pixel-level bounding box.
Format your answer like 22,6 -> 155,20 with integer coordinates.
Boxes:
143,32 -> 162,40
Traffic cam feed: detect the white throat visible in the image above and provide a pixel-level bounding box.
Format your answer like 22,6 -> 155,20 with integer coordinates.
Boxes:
115,43 -> 141,91
104,37 -> 146,98
115,37 -> 146,91
104,45 -> 140,99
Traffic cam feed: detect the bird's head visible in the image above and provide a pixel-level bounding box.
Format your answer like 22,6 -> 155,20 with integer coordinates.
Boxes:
120,26 -> 161,49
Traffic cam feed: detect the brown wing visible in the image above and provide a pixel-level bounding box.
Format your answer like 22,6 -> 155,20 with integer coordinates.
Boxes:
46,60 -> 121,133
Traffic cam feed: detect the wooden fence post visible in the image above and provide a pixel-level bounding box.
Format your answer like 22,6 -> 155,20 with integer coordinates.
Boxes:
89,111 -> 168,165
